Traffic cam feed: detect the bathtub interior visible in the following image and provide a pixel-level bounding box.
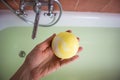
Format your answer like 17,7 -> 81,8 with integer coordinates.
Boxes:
0,10 -> 120,80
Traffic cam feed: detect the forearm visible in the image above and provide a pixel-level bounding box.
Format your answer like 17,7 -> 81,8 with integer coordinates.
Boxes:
10,63 -> 32,80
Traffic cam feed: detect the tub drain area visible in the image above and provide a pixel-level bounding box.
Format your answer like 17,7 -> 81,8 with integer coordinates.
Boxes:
19,51 -> 26,58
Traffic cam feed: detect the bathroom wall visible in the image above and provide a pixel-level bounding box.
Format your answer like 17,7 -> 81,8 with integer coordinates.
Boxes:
60,0 -> 120,13
0,0 -> 120,13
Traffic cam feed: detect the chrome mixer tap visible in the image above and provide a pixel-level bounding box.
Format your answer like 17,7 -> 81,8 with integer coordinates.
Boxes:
1,0 -> 62,39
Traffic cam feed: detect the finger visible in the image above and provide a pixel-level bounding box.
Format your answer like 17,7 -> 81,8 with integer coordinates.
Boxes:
39,34 -> 56,50
77,46 -> 83,53
66,30 -> 80,41
77,37 -> 80,41
66,30 -> 72,33
59,47 -> 82,66
60,55 -> 79,66
43,34 -> 56,44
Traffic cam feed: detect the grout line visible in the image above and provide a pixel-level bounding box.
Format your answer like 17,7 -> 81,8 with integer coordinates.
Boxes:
74,0 -> 80,11
101,0 -> 113,11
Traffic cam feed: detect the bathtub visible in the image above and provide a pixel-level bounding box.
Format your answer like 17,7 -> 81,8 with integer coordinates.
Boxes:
0,10 -> 120,80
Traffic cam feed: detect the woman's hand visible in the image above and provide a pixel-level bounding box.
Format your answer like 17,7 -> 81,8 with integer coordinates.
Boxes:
10,30 -> 82,80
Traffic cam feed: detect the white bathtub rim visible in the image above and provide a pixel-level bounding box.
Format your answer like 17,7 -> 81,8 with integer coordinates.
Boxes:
0,10 -> 120,30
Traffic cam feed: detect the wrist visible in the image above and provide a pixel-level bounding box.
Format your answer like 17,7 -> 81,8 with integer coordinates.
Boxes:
10,63 -> 32,80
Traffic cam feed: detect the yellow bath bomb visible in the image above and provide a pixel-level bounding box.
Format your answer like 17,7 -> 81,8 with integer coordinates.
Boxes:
52,32 -> 79,59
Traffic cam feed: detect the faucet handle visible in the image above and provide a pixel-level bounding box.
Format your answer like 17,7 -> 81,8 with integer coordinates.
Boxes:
43,0 -> 56,18
44,12 -> 57,18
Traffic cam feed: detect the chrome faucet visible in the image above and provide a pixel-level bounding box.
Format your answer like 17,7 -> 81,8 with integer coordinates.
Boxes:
1,0 -> 62,39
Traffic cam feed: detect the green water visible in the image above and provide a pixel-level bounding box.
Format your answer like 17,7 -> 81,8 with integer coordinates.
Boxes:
0,27 -> 120,80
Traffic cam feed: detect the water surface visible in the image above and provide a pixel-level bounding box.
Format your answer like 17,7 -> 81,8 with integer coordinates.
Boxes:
0,27 -> 120,80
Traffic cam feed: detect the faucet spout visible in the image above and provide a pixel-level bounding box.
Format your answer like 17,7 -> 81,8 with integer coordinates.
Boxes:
32,11 -> 40,39
1,0 -> 62,39
32,1 -> 41,39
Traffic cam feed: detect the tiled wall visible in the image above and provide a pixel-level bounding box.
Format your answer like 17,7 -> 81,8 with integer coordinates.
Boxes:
60,0 -> 120,13
0,0 -> 120,13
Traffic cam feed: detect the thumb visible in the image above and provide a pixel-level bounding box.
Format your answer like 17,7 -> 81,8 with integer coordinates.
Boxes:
39,34 -> 56,50
60,55 -> 79,66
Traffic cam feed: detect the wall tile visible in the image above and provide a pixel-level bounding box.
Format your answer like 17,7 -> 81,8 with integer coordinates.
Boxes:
0,0 -> 120,13
101,0 -> 120,13
76,0 -> 110,12
60,0 -> 78,11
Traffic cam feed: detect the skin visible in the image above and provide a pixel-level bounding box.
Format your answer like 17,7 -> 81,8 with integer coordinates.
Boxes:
10,30 -> 82,80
